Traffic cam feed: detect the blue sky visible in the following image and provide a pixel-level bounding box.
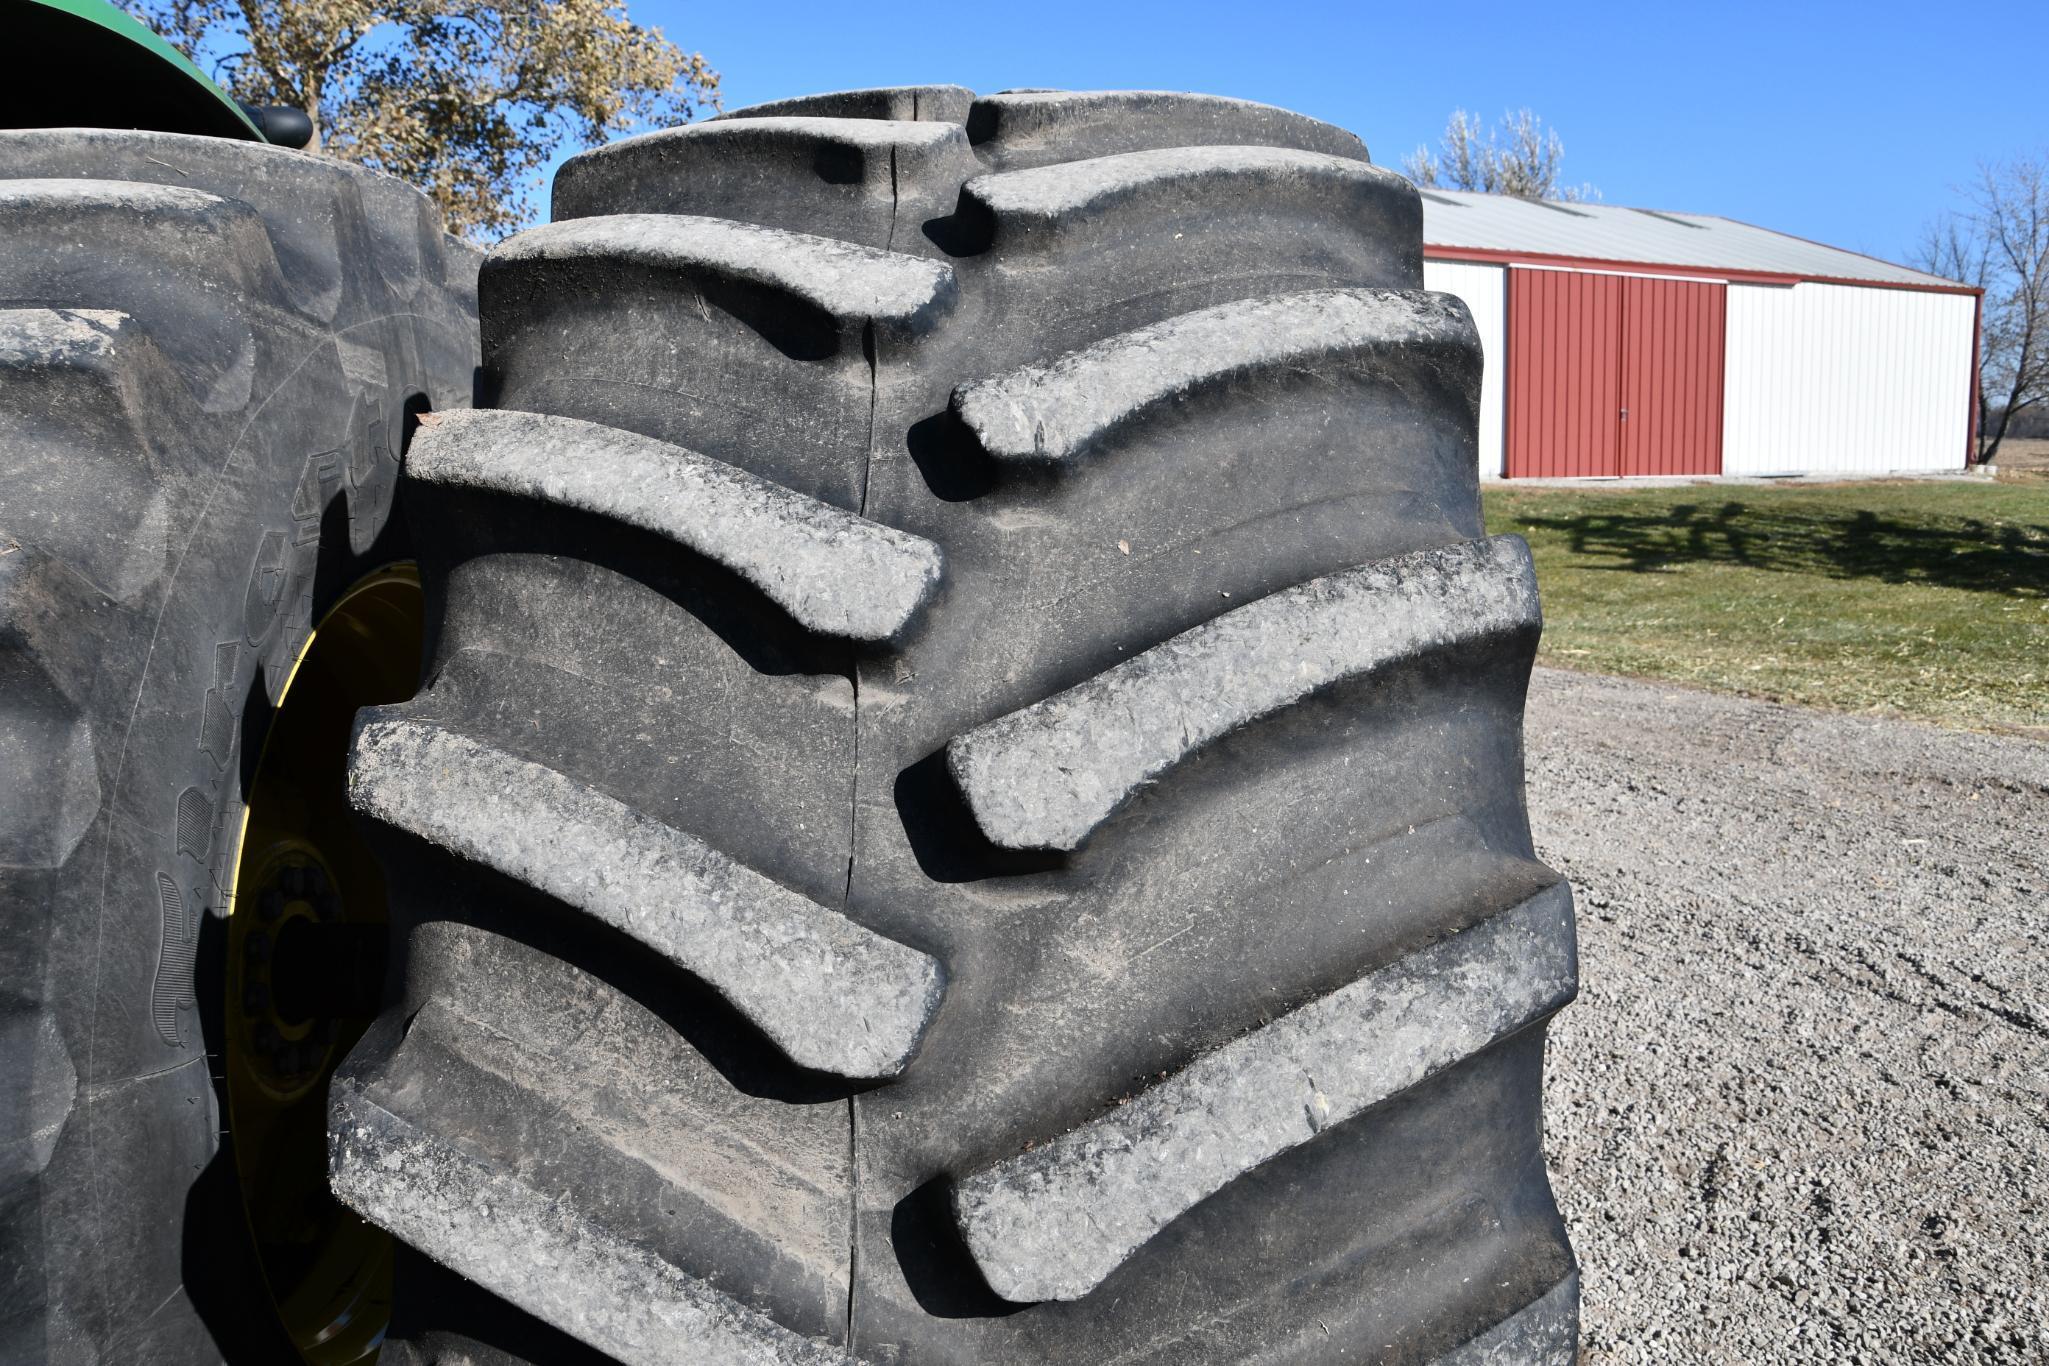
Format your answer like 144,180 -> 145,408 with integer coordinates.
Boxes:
591,0 -> 2045,269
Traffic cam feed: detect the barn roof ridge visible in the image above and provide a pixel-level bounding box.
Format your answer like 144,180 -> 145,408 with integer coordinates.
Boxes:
1418,187 -> 1965,292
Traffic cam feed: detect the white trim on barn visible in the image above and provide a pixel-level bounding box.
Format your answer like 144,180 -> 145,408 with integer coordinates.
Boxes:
1721,282 -> 1977,477
1422,259 -> 1505,479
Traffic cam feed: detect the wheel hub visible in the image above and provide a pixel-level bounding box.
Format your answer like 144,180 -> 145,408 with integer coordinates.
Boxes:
223,564 -> 423,1364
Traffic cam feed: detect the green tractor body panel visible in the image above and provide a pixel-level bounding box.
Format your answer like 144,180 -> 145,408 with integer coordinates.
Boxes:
6,0 -> 265,140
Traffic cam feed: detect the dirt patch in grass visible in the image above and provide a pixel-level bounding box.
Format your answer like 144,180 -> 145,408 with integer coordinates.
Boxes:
1483,479 -> 2049,733
1994,436 -> 2049,484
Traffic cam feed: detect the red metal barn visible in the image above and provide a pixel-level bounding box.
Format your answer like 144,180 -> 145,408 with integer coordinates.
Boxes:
1417,192 -> 1980,479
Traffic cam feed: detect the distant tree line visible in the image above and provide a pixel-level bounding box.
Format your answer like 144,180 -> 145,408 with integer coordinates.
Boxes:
1997,405 -> 2049,440
1918,152 -> 2048,464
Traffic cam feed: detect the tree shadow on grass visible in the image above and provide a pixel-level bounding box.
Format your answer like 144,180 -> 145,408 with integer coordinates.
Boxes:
1514,499 -> 2049,598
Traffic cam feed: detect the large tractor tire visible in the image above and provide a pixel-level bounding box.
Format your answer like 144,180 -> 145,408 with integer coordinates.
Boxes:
335,86 -> 1579,1364
0,131 -> 476,1361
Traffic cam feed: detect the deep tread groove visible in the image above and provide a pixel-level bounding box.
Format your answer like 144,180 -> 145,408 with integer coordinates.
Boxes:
332,1062 -> 854,1366
946,536 -> 1540,852
553,120 -> 982,250
478,212 -> 960,506
348,715 -> 944,1080
721,85 -> 975,125
951,882 -> 1576,1302
0,178 -> 290,412
0,177 -> 284,296
0,307 -> 192,604
0,127 -> 473,324
489,214 -> 956,339
954,145 -> 1417,258
965,89 -> 1370,170
407,408 -> 943,641
951,287 -> 1479,467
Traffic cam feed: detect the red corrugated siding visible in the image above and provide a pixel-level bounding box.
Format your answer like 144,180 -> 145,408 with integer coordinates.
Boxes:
1621,276 -> 1725,475
1507,267 -> 1726,478
1507,267 -> 1623,477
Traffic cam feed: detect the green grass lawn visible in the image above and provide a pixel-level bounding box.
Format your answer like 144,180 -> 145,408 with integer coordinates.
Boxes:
1482,477 -> 2049,734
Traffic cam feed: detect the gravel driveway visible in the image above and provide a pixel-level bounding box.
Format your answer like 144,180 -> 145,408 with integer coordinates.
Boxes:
1527,669 -> 2047,1364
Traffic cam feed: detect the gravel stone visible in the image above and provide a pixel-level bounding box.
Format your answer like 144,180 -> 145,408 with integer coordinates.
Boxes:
1530,669 -> 2047,1364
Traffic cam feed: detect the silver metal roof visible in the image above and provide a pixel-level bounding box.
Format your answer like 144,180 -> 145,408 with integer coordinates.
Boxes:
1419,188 -> 1962,290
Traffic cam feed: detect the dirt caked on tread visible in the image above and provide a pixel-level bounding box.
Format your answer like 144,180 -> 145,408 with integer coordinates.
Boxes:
0,131 -> 476,1361
340,86 -> 1580,1364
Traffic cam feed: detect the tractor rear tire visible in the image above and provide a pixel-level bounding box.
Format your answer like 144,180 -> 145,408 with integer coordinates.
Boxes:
0,130 -> 476,1362
340,86 -> 1580,1365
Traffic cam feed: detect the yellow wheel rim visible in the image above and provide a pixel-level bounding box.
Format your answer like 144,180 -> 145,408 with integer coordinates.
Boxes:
224,563 -> 424,1364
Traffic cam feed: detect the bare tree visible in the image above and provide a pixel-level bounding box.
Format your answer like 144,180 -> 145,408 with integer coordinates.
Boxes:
132,0 -> 719,240
1917,154 -> 2048,465
1404,109 -> 1598,203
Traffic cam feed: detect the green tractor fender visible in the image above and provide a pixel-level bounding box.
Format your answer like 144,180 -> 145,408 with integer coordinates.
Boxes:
4,0 -> 309,144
